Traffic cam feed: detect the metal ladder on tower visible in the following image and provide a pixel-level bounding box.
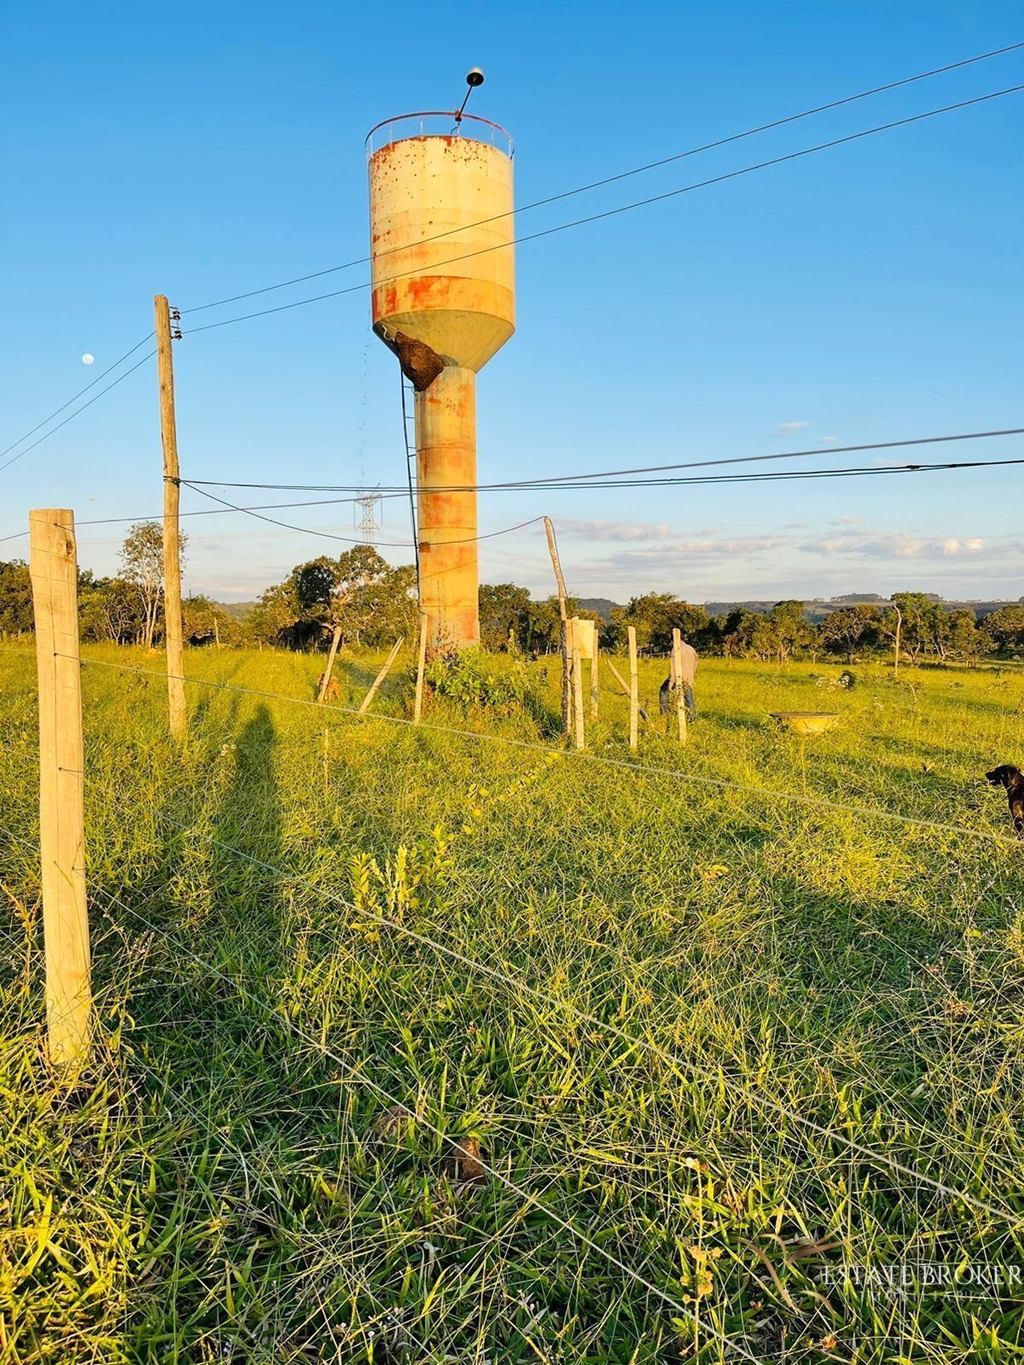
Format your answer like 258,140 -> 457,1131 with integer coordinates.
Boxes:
400,376 -> 421,588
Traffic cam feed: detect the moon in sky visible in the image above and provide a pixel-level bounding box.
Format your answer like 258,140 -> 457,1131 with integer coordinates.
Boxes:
82,353 -> 95,365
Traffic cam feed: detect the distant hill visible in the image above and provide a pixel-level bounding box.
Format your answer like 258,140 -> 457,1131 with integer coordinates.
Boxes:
214,601 -> 256,622
577,597 -> 621,621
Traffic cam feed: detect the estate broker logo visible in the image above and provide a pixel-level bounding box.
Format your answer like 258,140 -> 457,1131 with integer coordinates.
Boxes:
818,1262 -> 1023,1297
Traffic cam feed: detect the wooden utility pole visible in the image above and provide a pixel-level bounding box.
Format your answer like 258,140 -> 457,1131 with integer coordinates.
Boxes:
672,628 -> 688,745
627,625 -> 639,751
893,605 -> 903,678
29,509 -> 91,1068
413,611 -> 429,723
359,637 -> 405,715
318,624 -> 343,702
154,294 -> 186,741
543,516 -> 572,736
570,617 -> 585,750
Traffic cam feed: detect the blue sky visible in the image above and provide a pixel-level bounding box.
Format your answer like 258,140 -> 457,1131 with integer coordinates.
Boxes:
2,0 -> 1022,603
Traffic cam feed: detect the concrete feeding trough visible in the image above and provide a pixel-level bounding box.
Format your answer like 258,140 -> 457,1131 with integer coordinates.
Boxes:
770,711 -> 841,737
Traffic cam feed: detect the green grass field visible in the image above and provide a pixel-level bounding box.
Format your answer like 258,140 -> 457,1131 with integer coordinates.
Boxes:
2,643 -> 1024,1363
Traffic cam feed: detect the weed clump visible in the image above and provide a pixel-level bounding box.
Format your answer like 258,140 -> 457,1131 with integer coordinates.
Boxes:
423,647 -> 538,712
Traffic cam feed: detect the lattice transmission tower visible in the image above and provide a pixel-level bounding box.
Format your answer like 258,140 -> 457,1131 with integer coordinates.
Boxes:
354,492 -> 382,545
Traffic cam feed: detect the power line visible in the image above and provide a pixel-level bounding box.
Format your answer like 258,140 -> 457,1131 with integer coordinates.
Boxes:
184,425 -> 1024,495
182,83 -> 1024,338
181,40 -> 1024,317
4,74 -> 1022,477
1,447 -> 1017,549
0,333 -> 155,464
0,349 -> 156,476
182,481 -> 544,548
187,453 -> 1024,499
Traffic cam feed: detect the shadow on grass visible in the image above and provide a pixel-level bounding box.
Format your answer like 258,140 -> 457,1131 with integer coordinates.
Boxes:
122,703 -> 326,1356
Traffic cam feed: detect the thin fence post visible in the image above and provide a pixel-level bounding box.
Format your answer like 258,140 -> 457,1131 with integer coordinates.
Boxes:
544,516 -> 572,736
627,625 -> 639,751
672,628 -> 688,745
318,624 -> 342,703
154,294 -> 187,741
413,610 -> 429,723
590,646 -> 599,721
571,617 -> 585,750
358,637 -> 405,716
29,509 -> 91,1068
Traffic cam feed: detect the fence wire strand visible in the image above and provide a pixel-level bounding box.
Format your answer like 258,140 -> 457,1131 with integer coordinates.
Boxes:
63,652 -> 1022,849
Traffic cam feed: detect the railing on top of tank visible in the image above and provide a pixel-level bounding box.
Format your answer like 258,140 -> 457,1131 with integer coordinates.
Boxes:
365,111 -> 514,158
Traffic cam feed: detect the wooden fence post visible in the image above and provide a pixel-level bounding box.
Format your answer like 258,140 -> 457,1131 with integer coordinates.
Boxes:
544,516 -> 572,736
570,617 -> 585,750
627,625 -> 639,751
317,624 -> 342,703
672,628 -> 688,745
358,637 -> 405,716
413,610 -> 428,723
29,509 -> 91,1068
590,649 -> 599,721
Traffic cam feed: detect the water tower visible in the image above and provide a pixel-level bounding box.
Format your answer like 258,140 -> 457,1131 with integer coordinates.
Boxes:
367,76 -> 515,650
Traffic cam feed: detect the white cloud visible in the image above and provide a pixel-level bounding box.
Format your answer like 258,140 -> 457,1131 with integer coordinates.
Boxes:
819,436 -> 840,446
798,531 -> 988,561
943,537 -> 986,556
773,421 -> 813,437
553,518 -> 672,542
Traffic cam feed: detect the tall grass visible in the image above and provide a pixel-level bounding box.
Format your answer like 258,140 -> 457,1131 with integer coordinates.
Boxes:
1,643 -> 1023,1361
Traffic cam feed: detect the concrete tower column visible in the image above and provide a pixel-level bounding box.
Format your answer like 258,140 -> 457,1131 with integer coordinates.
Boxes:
415,367 -> 478,649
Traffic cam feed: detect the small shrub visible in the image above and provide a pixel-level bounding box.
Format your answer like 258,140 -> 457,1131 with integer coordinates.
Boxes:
423,648 -> 538,713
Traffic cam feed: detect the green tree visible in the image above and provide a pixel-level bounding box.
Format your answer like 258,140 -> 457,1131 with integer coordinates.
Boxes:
248,580 -> 301,648
78,576 -> 146,644
0,560 -> 33,637
329,546 -> 417,646
611,594 -> 710,654
521,596 -> 578,655
942,609 -> 988,665
818,605 -> 881,661
182,595 -> 235,646
753,600 -> 813,663
984,604 -> 1024,654
717,608 -> 759,658
248,548 -> 416,651
479,582 -> 532,651
119,521 -> 188,648
889,592 -> 944,663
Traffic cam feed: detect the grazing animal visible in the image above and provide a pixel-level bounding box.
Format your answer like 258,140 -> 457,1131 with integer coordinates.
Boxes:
659,640 -> 699,720
317,673 -> 341,702
985,764 -> 1024,839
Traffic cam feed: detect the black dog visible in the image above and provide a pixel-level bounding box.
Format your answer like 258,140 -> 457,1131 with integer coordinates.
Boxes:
986,764 -> 1024,839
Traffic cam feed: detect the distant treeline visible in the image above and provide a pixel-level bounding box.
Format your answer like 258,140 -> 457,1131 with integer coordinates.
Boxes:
483,587 -> 1024,665
3,530 -> 1024,666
